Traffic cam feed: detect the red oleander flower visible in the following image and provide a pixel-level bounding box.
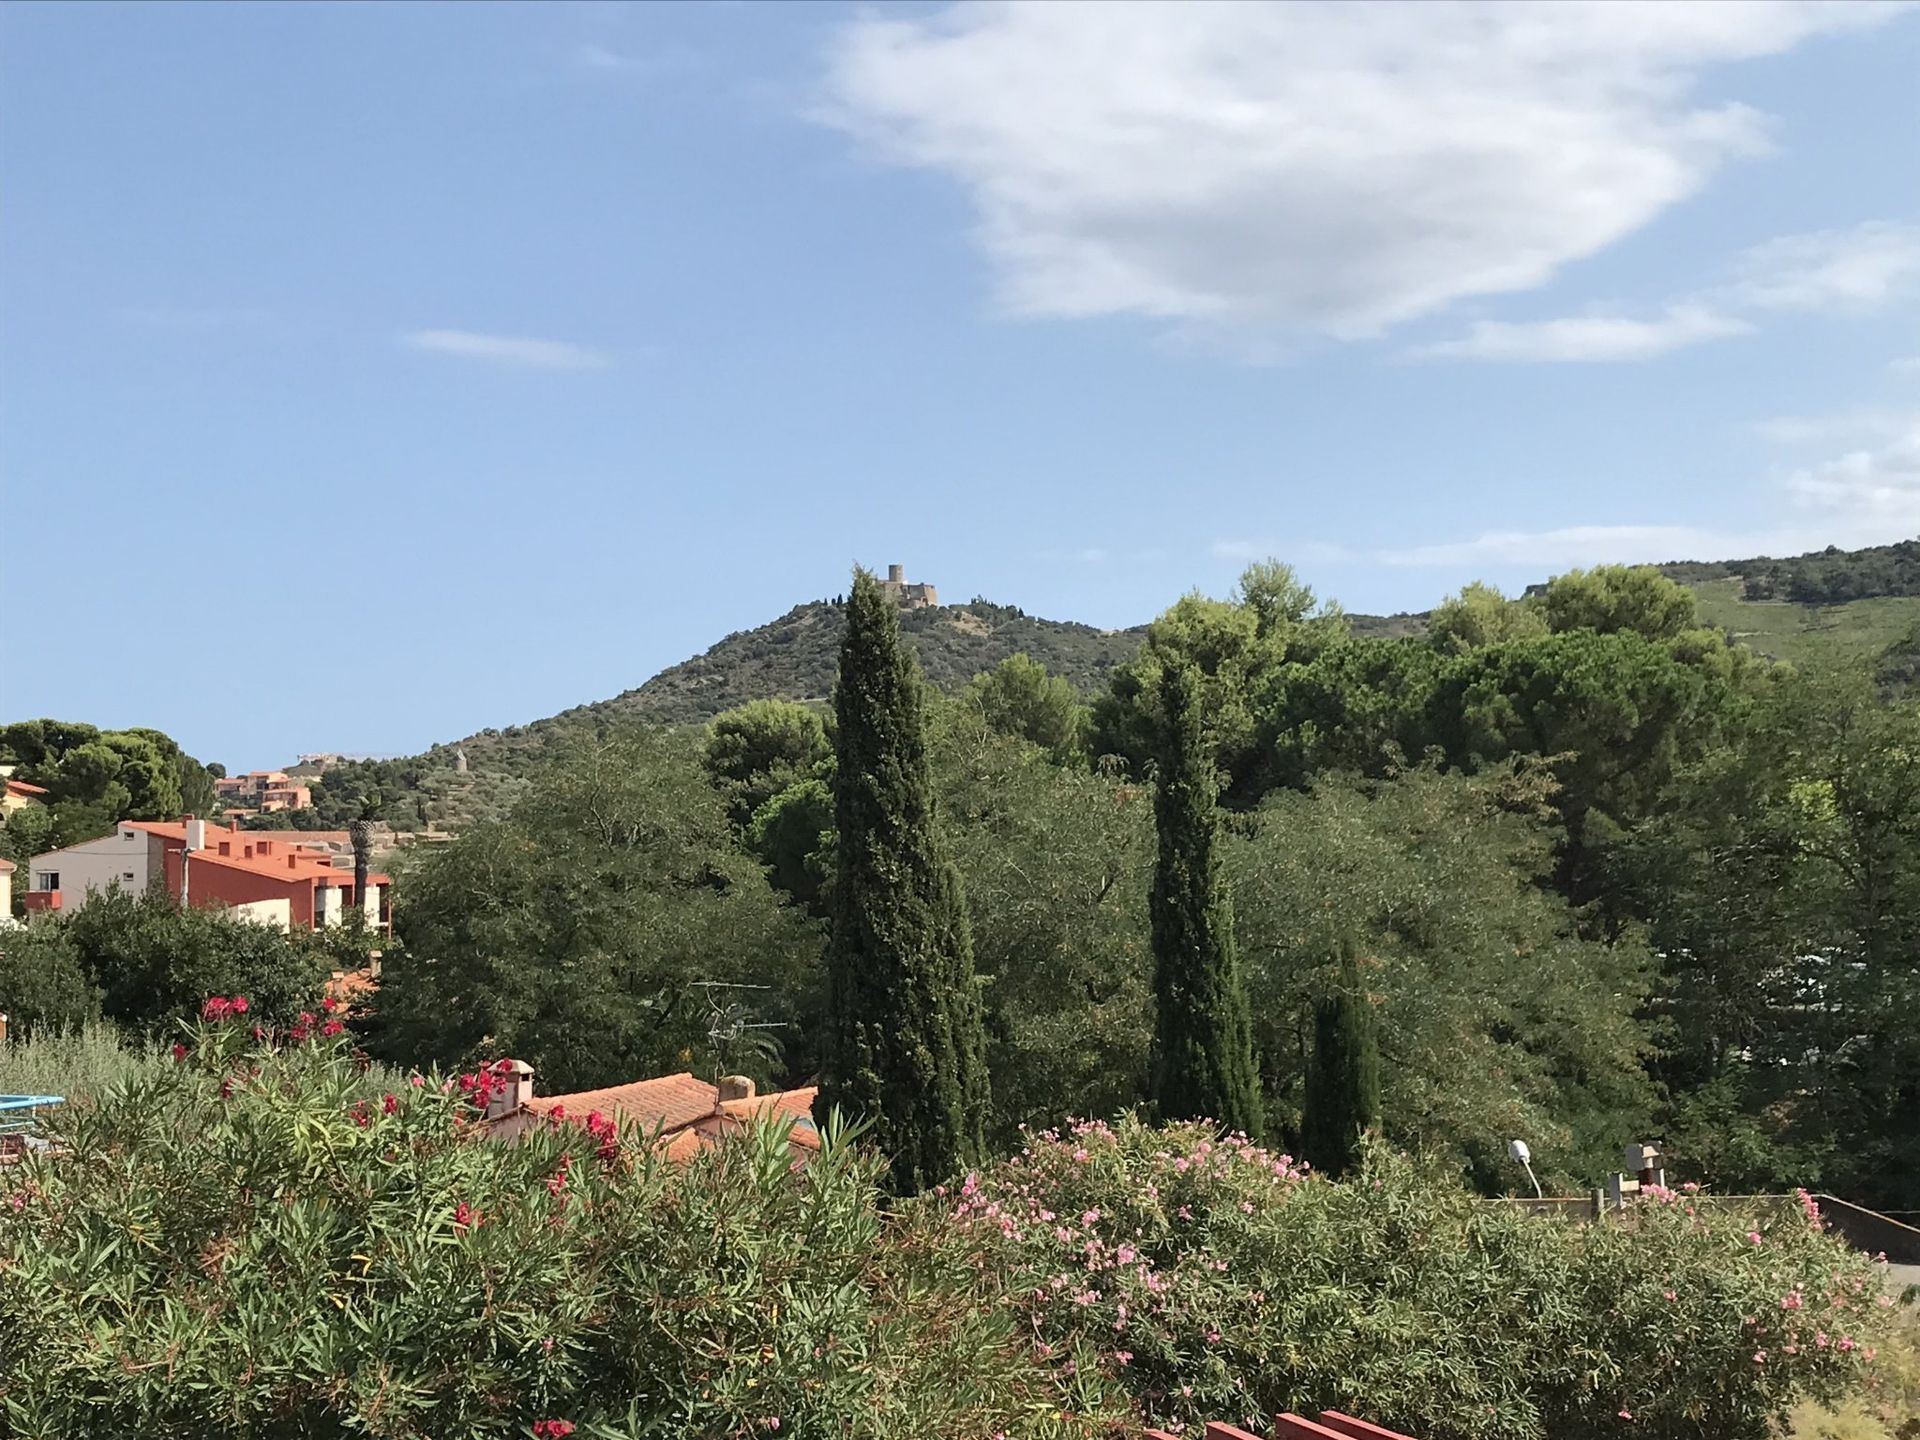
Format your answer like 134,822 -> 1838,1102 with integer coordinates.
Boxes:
383,1093 -> 399,1115
171,1043 -> 189,1062
321,996 -> 340,1013
321,1019 -> 344,1037
202,996 -> 231,1020
231,996 -> 249,1015
532,1422 -> 575,1438
454,1201 -> 477,1233
493,1057 -> 516,1075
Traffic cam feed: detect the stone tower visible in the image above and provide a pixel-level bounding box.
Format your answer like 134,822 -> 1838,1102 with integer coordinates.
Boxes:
876,563 -> 939,610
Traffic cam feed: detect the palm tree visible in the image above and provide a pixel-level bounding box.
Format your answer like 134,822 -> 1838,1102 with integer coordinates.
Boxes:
348,791 -> 380,931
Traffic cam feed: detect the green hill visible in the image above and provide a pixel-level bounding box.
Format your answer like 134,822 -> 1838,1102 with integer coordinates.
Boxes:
300,542 -> 1916,832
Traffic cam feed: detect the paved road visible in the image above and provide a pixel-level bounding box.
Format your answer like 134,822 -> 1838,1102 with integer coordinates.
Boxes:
1886,1263 -> 1920,1298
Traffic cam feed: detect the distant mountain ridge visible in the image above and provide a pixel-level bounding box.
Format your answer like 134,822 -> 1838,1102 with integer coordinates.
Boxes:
299,541 -> 1916,831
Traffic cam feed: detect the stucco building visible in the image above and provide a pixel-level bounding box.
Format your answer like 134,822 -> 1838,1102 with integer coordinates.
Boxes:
25,818 -> 388,933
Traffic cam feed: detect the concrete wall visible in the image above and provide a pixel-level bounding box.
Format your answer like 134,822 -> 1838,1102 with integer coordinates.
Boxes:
0,865 -> 10,916
165,850 -> 320,930
229,897 -> 292,929
27,827 -> 159,908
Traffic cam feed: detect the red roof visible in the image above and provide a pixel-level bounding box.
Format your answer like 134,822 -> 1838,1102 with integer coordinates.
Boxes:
525,1072 -> 721,1134
520,1073 -> 821,1161
129,822 -> 389,888
0,857 -> 15,873
5,779 -> 48,798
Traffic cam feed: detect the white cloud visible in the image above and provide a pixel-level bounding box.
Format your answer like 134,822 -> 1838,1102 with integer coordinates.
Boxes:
1410,304 -> 1750,362
1418,220 -> 1920,363
1752,407 -> 1905,445
822,1 -> 1898,341
1725,221 -> 1920,311
1784,420 -> 1920,525
402,329 -> 609,370
1370,416 -> 1920,568
1377,523 -> 1803,568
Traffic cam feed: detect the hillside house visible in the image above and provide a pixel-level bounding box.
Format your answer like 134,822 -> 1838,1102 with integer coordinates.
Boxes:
215,771 -> 312,812
1,777 -> 47,814
25,818 -> 388,933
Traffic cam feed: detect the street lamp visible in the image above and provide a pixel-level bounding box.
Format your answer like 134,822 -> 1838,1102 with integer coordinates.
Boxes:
1509,1138 -> 1543,1199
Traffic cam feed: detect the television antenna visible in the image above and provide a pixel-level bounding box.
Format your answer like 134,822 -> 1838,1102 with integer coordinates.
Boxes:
690,981 -> 786,1079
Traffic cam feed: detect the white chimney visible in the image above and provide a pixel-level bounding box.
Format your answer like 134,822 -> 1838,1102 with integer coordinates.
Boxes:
183,816 -> 206,852
487,1060 -> 535,1119
716,1075 -> 756,1104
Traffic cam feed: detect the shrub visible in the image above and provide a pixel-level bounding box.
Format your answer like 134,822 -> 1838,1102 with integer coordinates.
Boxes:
0,1015 -> 1093,1439
0,925 -> 101,1036
0,1021 -> 165,1104
51,888 -> 332,1031
931,1116 -> 1896,1440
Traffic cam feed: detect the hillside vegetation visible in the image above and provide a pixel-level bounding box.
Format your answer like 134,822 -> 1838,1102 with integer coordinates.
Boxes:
297,542 -> 1914,831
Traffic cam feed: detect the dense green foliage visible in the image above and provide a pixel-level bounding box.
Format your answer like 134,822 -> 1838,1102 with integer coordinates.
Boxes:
940,1117 -> 1897,1440
1299,940 -> 1381,1178
4,1039 -> 1895,1440
1147,662 -> 1261,1135
0,889 -> 332,1037
818,570 -> 989,1193
0,1025 -> 1084,1440
0,719 -> 216,867
372,730 -> 820,1095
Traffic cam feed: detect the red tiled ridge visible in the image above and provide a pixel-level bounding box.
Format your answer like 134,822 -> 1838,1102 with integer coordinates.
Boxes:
526,1073 -> 725,1134
1147,1414 -> 1418,1440
523,1073 -> 822,1163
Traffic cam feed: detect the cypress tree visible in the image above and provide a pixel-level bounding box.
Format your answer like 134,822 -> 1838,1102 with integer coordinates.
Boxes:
816,568 -> 989,1192
1148,661 -> 1263,1135
1300,939 -> 1382,1178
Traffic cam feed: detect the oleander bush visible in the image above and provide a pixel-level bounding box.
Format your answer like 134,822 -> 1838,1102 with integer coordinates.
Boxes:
929,1116 -> 1896,1440
1,1023 -> 1898,1440
0,1011 -> 1095,1440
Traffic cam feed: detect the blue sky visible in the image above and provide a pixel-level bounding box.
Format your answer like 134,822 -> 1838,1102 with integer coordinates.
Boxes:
5,1 -> 1918,769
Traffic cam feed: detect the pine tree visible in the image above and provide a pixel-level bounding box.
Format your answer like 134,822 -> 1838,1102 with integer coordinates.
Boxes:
1148,661 -> 1263,1135
1301,939 -> 1382,1178
816,568 -> 989,1192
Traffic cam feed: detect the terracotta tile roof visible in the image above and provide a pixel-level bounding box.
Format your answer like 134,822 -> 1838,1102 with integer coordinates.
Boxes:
5,780 -> 48,798
130,822 -> 390,888
521,1074 -> 821,1161
325,968 -> 380,1009
0,858 -> 14,873
525,1072 -> 721,1135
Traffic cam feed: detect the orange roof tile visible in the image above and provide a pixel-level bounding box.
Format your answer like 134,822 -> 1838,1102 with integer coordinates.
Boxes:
5,779 -> 48,797
521,1074 -> 821,1160
526,1072 -> 720,1134
130,822 -> 390,888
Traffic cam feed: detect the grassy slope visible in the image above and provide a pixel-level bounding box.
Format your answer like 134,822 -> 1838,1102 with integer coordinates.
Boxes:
1685,578 -> 1920,668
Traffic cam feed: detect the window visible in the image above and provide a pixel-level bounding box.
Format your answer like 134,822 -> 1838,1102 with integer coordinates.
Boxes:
37,871 -> 58,891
